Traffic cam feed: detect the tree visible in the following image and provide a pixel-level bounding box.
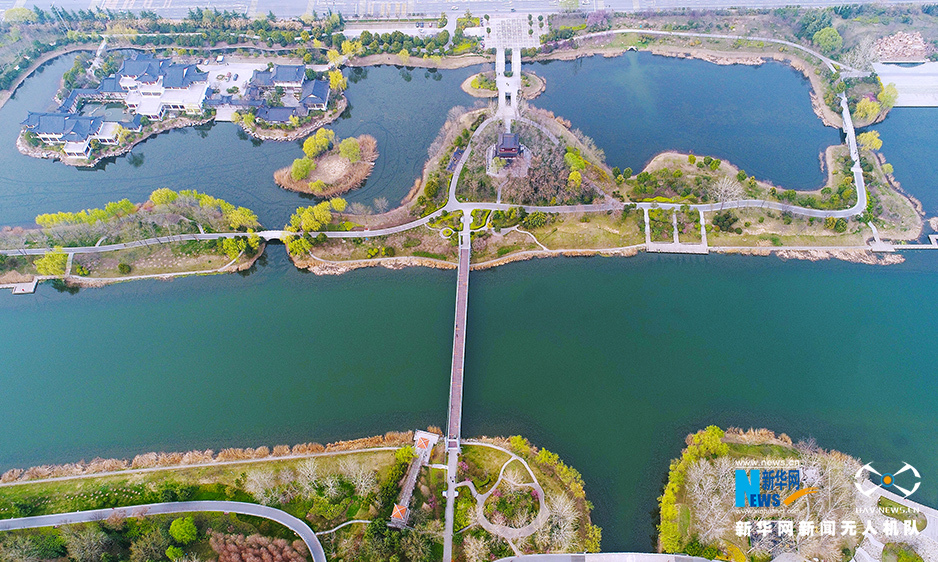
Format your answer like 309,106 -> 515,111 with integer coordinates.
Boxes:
855,98 -> 881,120
227,207 -> 259,230
169,516 -> 198,544
130,529 -> 169,562
309,180 -> 326,194
567,170 -> 582,188
339,137 -> 361,162
330,198 -> 347,212
35,248 -> 68,276
878,82 -> 898,109
328,69 -> 347,92
150,188 -> 179,205
341,40 -> 361,56
882,163 -> 894,175
813,27 -> 843,54
242,113 -> 255,127
398,49 -> 410,64
221,237 -> 247,260
4,7 -> 36,22
291,157 -> 315,180
326,49 -> 341,66
166,547 -> 184,560
857,130 -> 883,151
303,128 -> 335,158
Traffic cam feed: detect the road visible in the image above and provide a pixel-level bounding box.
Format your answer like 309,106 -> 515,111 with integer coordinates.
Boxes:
2,0 -> 930,21
0,501 -> 326,562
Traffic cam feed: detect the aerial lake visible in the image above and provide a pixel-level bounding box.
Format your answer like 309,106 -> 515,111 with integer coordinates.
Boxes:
1,51 -> 937,552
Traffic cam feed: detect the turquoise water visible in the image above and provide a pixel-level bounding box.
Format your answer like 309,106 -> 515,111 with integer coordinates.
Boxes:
533,53 -> 840,190
874,107 -> 938,217
2,53 -> 938,552
2,252 -> 938,552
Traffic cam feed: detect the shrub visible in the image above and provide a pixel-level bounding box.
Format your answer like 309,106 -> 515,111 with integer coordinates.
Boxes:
118,263 -> 132,274
711,211 -> 738,232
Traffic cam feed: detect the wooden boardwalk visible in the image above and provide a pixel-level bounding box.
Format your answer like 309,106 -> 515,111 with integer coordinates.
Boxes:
446,236 -> 471,451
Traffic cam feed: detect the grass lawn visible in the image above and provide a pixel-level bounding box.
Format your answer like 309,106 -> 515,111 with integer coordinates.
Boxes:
461,445 -> 510,495
529,212 -> 644,249
882,542 -> 924,562
725,442 -> 796,459
879,497 -> 928,532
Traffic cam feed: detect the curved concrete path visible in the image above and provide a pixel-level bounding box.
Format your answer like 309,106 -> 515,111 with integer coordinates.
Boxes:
0,501 -> 325,562
576,28 -> 861,74
459,441 -> 548,542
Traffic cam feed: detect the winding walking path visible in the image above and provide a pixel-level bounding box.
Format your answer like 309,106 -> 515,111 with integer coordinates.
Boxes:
0,501 -> 325,562
575,28 -> 863,74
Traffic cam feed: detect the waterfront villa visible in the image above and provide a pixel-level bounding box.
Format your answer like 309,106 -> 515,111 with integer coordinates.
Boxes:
204,65 -> 330,124
249,64 -> 306,90
116,55 -> 209,119
56,54 -> 209,120
21,112 -> 142,157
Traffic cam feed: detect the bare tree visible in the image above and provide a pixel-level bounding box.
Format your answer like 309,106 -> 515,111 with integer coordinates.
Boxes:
712,176 -> 743,210
503,464 -> 527,488
321,474 -> 342,499
372,197 -> 389,214
686,457 -> 735,543
244,469 -> 278,505
841,36 -> 877,72
462,535 -> 489,562
347,202 -> 371,215
63,527 -> 110,562
0,537 -> 40,562
297,459 -> 320,497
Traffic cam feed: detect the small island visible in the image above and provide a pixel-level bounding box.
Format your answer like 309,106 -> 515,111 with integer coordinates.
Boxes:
273,128 -> 378,197
461,70 -> 546,99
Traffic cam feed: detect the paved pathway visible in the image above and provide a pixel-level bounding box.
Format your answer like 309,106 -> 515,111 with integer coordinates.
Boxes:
0,501 -> 325,562
576,28 -> 862,74
458,441 -> 549,541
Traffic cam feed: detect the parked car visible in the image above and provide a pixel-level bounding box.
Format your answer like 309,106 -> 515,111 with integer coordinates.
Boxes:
232,74 -> 238,81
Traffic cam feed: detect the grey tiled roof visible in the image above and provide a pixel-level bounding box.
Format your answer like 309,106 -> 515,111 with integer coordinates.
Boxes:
22,112 -> 103,141
300,79 -> 330,107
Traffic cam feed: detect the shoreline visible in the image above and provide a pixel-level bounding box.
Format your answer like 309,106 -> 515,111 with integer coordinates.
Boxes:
1,429 -> 417,485
286,242 -> 907,277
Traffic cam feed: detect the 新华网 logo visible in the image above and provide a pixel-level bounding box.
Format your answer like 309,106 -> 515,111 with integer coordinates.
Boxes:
735,468 -> 819,508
